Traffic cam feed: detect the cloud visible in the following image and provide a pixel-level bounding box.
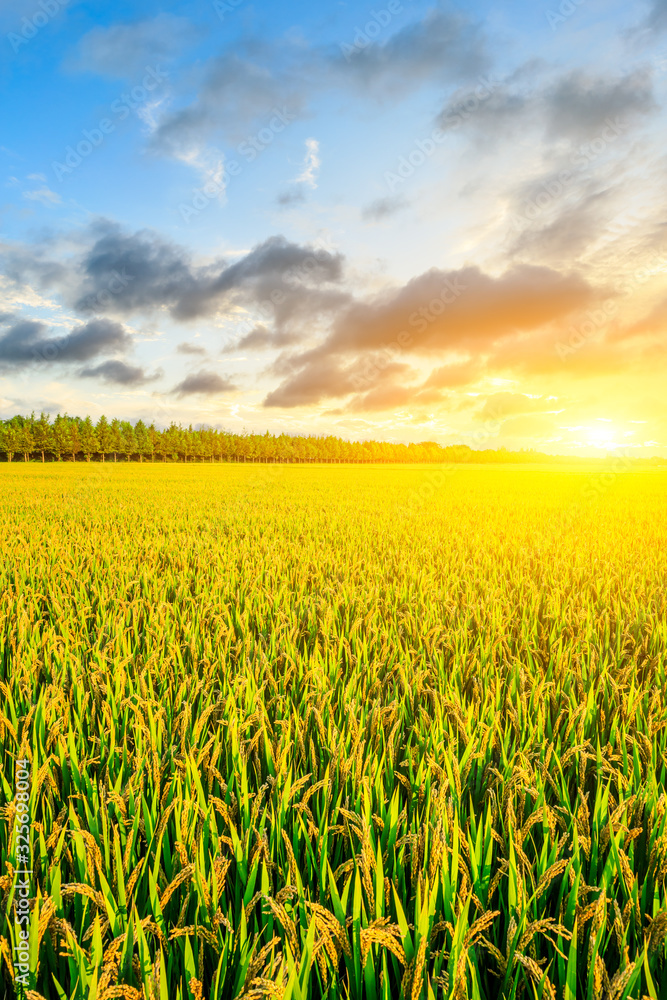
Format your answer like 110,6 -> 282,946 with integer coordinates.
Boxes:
508,187 -> 618,263
423,359 -> 482,388
346,383 -> 430,412
0,316 -> 131,369
336,8 -> 488,96
437,66 -> 656,142
320,263 -> 598,357
79,360 -> 161,385
68,14 -> 196,78
151,45 -> 307,157
177,341 -> 207,355
3,224 -> 347,333
543,70 -> 655,141
150,8 -> 488,158
264,356 -> 410,408
23,187 -> 61,206
277,188 -> 307,207
170,370 -> 236,397
294,138 -> 320,189
361,195 -> 409,222
232,325 -> 300,351
261,263 -> 602,408
637,0 -> 667,33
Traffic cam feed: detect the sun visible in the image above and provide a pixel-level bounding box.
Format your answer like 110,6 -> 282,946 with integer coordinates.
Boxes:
584,422 -> 619,450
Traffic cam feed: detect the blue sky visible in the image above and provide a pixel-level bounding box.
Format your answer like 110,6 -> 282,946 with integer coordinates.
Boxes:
1,0 -> 666,454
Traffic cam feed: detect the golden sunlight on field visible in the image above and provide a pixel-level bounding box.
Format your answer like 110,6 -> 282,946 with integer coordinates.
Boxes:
2,464 -> 667,999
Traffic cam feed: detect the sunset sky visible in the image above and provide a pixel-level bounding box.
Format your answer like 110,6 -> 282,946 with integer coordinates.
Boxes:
1,0 -> 666,454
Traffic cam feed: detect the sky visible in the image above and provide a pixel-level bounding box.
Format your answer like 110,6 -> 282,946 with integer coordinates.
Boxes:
1,0 -> 666,455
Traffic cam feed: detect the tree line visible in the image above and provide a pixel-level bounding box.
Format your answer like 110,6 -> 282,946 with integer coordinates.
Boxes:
0,412 -> 658,466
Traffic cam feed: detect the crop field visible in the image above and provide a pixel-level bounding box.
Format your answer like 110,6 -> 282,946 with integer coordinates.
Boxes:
1,463 -> 667,1000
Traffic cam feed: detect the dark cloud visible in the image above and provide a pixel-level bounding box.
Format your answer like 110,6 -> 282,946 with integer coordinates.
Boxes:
277,189 -> 307,207
438,67 -> 655,142
170,370 -> 236,397
177,341 -> 207,355
0,316 -> 131,369
151,8 -> 488,155
3,224 -> 347,335
79,360 -> 161,385
226,324 -> 303,352
335,8 -> 487,95
361,195 -> 409,222
544,70 -> 655,141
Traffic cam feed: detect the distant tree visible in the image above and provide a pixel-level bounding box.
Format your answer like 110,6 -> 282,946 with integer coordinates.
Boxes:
79,416 -> 98,462
1,423 -> 19,462
33,412 -> 53,462
69,420 -> 82,462
110,419 -> 122,462
163,424 -> 181,462
120,421 -> 137,462
134,420 -> 150,462
16,420 -> 35,462
96,415 -> 113,462
52,414 -> 71,461
148,423 -> 161,462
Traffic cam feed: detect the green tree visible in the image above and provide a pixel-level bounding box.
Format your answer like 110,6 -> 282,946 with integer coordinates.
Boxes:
33,412 -> 53,462
120,421 -> 137,462
52,414 -> 71,462
135,420 -> 150,462
1,423 -> 19,462
69,420 -> 81,462
96,415 -> 112,462
79,416 -> 99,462
110,419 -> 122,462
17,421 -> 34,462
164,424 -> 182,462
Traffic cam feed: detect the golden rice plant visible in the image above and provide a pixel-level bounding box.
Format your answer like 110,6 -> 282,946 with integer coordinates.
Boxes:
0,462 -> 666,998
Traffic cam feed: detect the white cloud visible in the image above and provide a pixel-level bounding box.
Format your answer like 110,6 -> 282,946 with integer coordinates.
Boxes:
294,138 -> 321,189
23,187 -> 62,206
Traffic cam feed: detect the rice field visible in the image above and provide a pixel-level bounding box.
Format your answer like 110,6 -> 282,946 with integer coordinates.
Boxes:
1,462 -> 667,1000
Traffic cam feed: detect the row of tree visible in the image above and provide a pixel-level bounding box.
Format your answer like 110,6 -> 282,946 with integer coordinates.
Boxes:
1,412 -> 657,466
